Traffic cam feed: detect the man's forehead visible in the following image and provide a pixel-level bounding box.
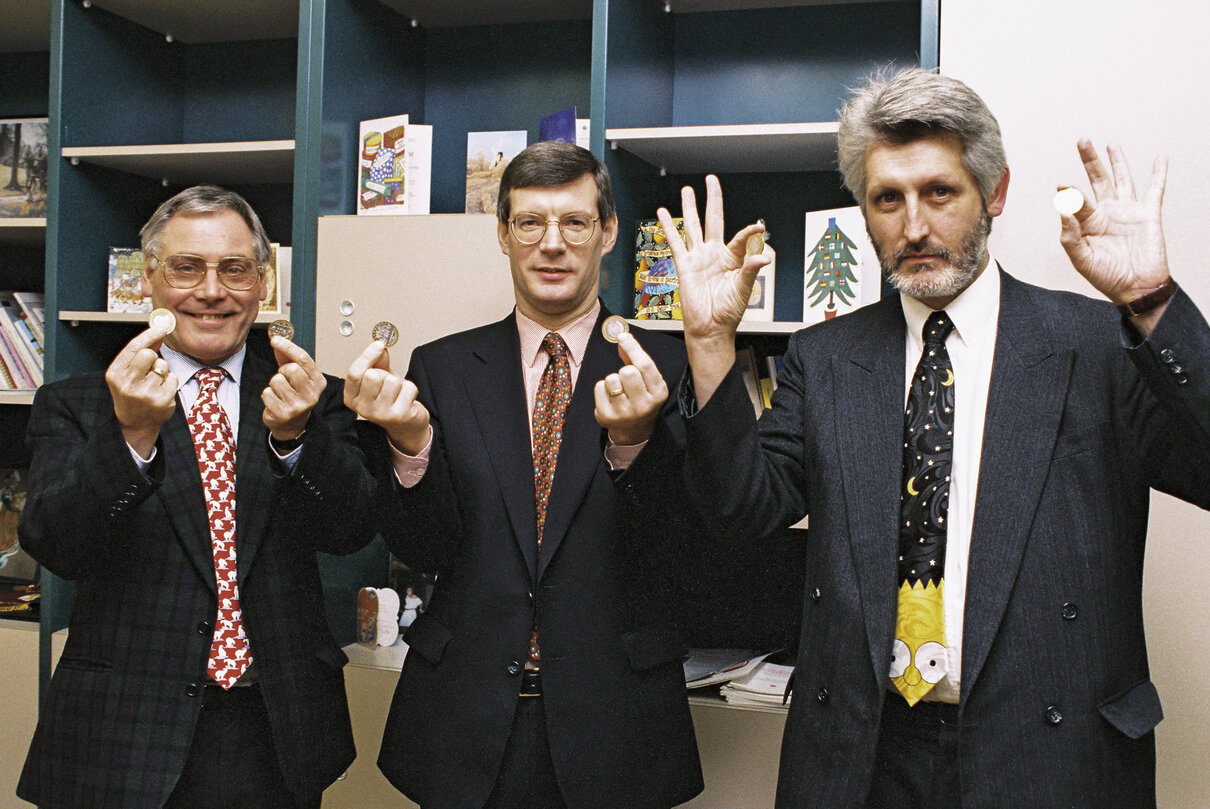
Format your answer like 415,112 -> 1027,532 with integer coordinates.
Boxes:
511,176 -> 598,210
864,134 -> 969,184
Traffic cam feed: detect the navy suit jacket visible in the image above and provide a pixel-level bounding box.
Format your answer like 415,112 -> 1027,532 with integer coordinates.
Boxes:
684,271 -> 1210,809
18,342 -> 378,809
373,306 -> 704,809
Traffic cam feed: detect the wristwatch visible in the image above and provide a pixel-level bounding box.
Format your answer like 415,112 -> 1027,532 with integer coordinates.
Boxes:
1117,277 -> 1177,318
269,429 -> 306,454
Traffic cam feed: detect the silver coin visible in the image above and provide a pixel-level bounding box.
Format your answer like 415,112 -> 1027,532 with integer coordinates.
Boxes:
372,321 -> 399,347
601,315 -> 630,344
268,319 -> 295,341
1053,187 -> 1084,216
149,308 -> 176,335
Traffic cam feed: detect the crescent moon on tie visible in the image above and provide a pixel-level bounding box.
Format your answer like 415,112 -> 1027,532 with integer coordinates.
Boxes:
941,369 -> 954,387
906,477 -> 919,496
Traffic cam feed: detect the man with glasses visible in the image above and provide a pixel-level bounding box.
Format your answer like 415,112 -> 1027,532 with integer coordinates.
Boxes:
18,185 -> 378,809
345,141 -> 705,809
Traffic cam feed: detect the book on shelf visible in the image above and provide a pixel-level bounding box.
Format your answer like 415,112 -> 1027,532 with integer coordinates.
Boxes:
0,293 -> 41,386
634,218 -> 686,320
0,118 -> 48,220
357,114 -> 433,216
12,291 -> 44,344
803,206 -> 879,324
0,319 -> 34,388
465,130 -> 527,214
108,247 -> 150,313
537,107 -> 589,150
737,345 -> 763,416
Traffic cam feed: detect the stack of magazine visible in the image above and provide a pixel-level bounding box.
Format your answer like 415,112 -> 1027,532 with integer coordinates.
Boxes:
0,291 -> 43,389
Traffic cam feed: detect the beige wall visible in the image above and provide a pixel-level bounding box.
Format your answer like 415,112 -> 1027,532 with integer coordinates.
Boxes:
940,1 -> 1210,804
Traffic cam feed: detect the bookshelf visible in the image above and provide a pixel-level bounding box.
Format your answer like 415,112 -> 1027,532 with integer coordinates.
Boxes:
15,0 -> 934,742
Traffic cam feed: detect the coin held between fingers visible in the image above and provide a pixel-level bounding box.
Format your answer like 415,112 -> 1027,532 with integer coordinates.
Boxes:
268,319 -> 295,341
745,219 -> 767,257
149,308 -> 176,335
601,315 -> 629,344
372,321 -> 399,347
1053,188 -> 1084,216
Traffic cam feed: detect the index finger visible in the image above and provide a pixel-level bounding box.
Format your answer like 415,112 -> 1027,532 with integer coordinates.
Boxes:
118,325 -> 167,363
346,340 -> 388,393
270,334 -> 318,372
615,332 -> 664,391
1078,138 -> 1116,202
657,206 -> 689,268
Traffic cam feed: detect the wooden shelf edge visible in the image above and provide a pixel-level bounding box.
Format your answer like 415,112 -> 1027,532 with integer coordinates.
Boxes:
607,122 -> 839,174
61,140 -> 295,158
0,389 -> 37,405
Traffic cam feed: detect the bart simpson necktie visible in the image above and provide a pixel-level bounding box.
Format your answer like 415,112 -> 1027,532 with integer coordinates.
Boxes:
891,311 -> 954,705
186,367 -> 252,689
528,333 -> 572,666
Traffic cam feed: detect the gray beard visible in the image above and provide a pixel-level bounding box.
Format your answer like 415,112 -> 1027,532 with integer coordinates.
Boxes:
874,215 -> 991,302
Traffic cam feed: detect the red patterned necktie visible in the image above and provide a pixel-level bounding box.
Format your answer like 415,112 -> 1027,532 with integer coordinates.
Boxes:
527,333 -> 572,665
186,367 -> 251,689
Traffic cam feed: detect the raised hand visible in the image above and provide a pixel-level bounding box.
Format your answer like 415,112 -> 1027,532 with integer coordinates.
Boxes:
1058,139 -> 1170,312
656,174 -> 769,403
593,331 -> 669,446
106,323 -> 178,457
344,340 -> 430,455
262,335 -> 327,441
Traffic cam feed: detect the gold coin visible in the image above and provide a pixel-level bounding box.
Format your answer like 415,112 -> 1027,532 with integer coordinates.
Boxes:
372,321 -> 399,347
148,308 -> 176,335
1053,187 -> 1084,216
268,319 -> 295,341
745,219 -> 767,257
601,314 -> 630,344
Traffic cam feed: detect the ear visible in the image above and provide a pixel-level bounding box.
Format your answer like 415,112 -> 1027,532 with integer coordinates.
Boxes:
599,214 -> 619,256
497,220 -> 511,256
140,256 -> 154,298
986,167 -> 1010,217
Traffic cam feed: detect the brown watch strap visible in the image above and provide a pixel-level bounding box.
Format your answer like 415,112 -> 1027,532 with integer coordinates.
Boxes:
1117,277 -> 1177,318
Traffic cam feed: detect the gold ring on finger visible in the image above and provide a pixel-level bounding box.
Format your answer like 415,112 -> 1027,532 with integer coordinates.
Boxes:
607,387 -> 624,397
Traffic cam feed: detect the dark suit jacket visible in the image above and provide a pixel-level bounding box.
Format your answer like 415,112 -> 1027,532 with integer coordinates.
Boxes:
17,342 -> 378,809
374,306 -> 704,809
684,271 -> 1210,809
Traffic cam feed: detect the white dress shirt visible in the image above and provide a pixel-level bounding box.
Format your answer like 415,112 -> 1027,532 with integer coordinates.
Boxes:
898,258 -> 1000,703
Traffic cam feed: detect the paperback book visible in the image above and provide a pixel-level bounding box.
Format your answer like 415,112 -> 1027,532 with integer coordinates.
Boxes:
802,206 -> 879,324
465,130 -> 527,214
633,218 -> 686,320
357,114 -> 433,216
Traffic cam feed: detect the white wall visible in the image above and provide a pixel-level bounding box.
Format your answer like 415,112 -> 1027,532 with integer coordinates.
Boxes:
940,1 -> 1210,805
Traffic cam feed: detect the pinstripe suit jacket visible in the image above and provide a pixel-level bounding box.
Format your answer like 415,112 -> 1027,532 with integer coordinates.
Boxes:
684,270 -> 1210,809
17,342 -> 378,809
373,307 -> 704,809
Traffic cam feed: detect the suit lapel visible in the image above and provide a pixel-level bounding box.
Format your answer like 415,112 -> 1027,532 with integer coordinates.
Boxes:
155,397 -> 217,593
234,348 -> 276,587
463,315 -> 541,579
537,309 -> 615,580
835,298 -> 910,679
959,272 -> 1073,698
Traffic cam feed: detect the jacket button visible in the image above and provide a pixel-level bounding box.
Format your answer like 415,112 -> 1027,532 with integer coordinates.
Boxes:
196,621 -> 210,635
1060,602 -> 1078,621
527,591 -> 534,605
507,661 -> 522,676
1045,705 -> 1063,725
810,587 -> 822,603
816,687 -> 829,704
186,683 -> 201,698
1174,373 -> 1189,385
1160,348 -> 1175,363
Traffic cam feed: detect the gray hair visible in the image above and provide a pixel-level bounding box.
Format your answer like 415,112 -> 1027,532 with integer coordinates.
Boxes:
140,185 -> 272,265
497,141 -> 616,225
837,67 -> 1007,209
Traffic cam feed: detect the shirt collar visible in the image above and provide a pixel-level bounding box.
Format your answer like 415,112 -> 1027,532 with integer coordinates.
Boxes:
160,343 -> 246,391
900,253 -> 1000,347
516,300 -> 601,369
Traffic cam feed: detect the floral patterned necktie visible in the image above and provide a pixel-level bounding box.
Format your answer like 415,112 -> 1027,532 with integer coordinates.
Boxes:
186,367 -> 252,689
527,333 -> 572,666
891,311 -> 954,705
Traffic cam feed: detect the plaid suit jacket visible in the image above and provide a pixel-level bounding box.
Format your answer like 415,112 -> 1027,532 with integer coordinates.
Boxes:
17,343 -> 378,809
